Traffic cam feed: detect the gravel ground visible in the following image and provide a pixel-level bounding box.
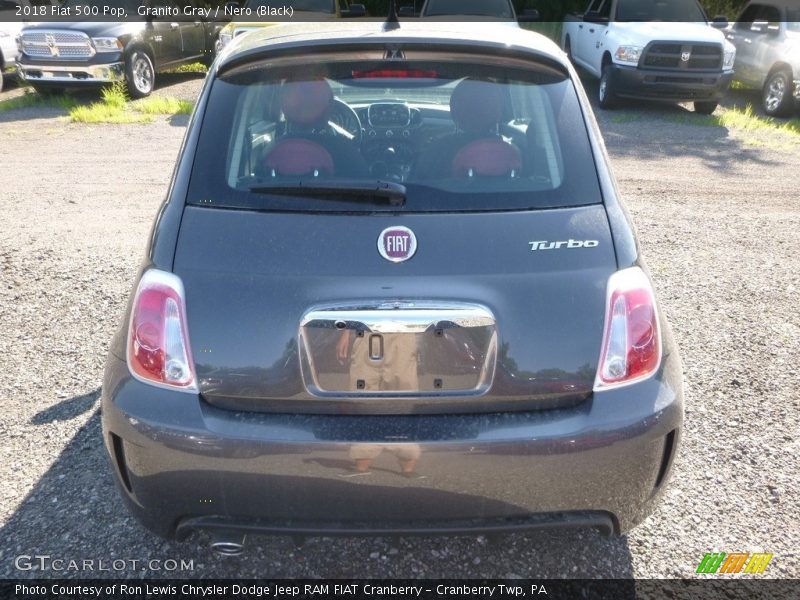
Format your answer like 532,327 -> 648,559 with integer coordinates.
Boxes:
0,73 -> 798,581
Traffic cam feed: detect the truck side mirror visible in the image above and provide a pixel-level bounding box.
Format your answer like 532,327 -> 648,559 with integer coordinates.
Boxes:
344,3 -> 366,18
711,15 -> 728,29
518,9 -> 540,23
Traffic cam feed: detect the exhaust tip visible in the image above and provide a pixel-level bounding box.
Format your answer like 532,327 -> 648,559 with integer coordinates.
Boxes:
210,532 -> 246,557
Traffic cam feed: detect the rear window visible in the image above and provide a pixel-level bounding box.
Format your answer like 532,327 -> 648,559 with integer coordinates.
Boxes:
187,52 -> 602,213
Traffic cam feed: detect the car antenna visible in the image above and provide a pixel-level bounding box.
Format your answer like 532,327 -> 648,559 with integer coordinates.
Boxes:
384,0 -> 400,31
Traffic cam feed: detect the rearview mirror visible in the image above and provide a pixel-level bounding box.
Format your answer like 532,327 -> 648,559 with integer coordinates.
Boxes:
518,9 -> 540,23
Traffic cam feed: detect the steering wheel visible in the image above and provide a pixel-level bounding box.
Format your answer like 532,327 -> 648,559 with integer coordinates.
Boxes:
327,98 -> 363,145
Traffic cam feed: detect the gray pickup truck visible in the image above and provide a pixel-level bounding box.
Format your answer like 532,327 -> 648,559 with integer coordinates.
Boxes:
726,0 -> 800,116
16,0 -> 219,97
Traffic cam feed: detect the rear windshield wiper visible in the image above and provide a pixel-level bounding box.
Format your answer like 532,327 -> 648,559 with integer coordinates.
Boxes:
245,180 -> 406,207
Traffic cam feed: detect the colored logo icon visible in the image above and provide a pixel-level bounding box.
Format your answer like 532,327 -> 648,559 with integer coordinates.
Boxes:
696,552 -> 773,574
378,226 -> 417,263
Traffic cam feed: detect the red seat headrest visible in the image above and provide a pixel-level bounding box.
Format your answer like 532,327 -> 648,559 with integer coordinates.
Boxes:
450,79 -> 505,134
281,80 -> 333,127
452,139 -> 522,178
265,139 -> 335,177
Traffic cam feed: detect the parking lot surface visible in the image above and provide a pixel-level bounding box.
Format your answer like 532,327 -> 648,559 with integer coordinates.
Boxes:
0,76 -> 798,579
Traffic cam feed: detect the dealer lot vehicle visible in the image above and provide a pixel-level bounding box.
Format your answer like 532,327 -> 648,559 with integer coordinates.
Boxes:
400,0 -> 540,23
726,1 -> 800,117
102,20 -> 683,551
215,0 -> 365,55
0,19 -> 22,93
16,0 -> 220,97
562,0 -> 736,113
0,0 -> 54,92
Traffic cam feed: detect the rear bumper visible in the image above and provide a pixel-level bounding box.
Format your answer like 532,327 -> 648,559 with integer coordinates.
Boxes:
610,63 -> 733,102
101,348 -> 683,539
16,57 -> 124,85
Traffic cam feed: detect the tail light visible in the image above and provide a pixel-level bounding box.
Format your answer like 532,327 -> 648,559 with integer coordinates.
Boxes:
594,267 -> 662,390
126,269 -> 197,393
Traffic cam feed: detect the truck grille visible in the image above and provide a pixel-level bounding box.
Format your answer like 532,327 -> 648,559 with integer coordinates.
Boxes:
642,42 -> 722,71
21,30 -> 95,60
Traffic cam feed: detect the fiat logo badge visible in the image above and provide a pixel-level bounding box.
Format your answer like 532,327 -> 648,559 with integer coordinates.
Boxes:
378,226 -> 417,263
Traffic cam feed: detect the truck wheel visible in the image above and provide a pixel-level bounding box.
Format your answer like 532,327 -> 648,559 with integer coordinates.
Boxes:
126,50 -> 155,98
598,64 -> 617,109
762,68 -> 793,117
694,101 -> 718,115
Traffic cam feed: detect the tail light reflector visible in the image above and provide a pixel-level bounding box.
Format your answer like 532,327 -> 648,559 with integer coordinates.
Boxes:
594,267 -> 662,390
126,269 -> 197,393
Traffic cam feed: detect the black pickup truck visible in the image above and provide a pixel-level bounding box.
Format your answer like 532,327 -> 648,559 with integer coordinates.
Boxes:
16,0 -> 219,97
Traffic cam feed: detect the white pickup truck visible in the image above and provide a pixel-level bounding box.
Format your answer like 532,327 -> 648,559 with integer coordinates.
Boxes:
562,0 -> 737,113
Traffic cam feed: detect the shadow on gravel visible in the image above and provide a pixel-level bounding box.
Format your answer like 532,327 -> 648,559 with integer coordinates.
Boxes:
579,74 -> 775,171
30,388 -> 100,425
1,390 -> 636,578
168,114 -> 191,128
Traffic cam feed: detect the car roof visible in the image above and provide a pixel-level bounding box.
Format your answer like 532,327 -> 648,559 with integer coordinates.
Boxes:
217,21 -> 566,71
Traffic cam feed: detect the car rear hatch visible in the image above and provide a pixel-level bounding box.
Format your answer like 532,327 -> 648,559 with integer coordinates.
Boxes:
172,40 -> 616,414
173,205 -> 615,414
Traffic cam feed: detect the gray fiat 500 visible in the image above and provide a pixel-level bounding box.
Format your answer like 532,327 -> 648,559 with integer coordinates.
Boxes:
102,21 -> 683,554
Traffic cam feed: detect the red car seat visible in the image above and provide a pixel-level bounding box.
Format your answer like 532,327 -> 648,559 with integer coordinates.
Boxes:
264,80 -> 336,177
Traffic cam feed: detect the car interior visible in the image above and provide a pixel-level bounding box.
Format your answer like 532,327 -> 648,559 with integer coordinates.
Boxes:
224,64 -> 568,195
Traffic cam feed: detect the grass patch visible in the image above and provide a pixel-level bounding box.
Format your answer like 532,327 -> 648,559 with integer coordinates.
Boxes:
69,103 -> 154,124
0,79 -> 192,123
134,96 -> 193,115
716,105 -> 800,137
163,62 -> 208,74
0,90 -> 77,113
66,81 -> 193,123
68,81 -> 152,123
662,104 -> 800,140
100,82 -> 129,109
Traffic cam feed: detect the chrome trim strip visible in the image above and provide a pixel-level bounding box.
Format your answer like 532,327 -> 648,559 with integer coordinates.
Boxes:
299,301 -> 498,398
18,61 -> 124,83
20,29 -> 96,60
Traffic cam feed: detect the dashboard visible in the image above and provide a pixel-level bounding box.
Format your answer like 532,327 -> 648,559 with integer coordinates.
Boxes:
328,100 -> 455,181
